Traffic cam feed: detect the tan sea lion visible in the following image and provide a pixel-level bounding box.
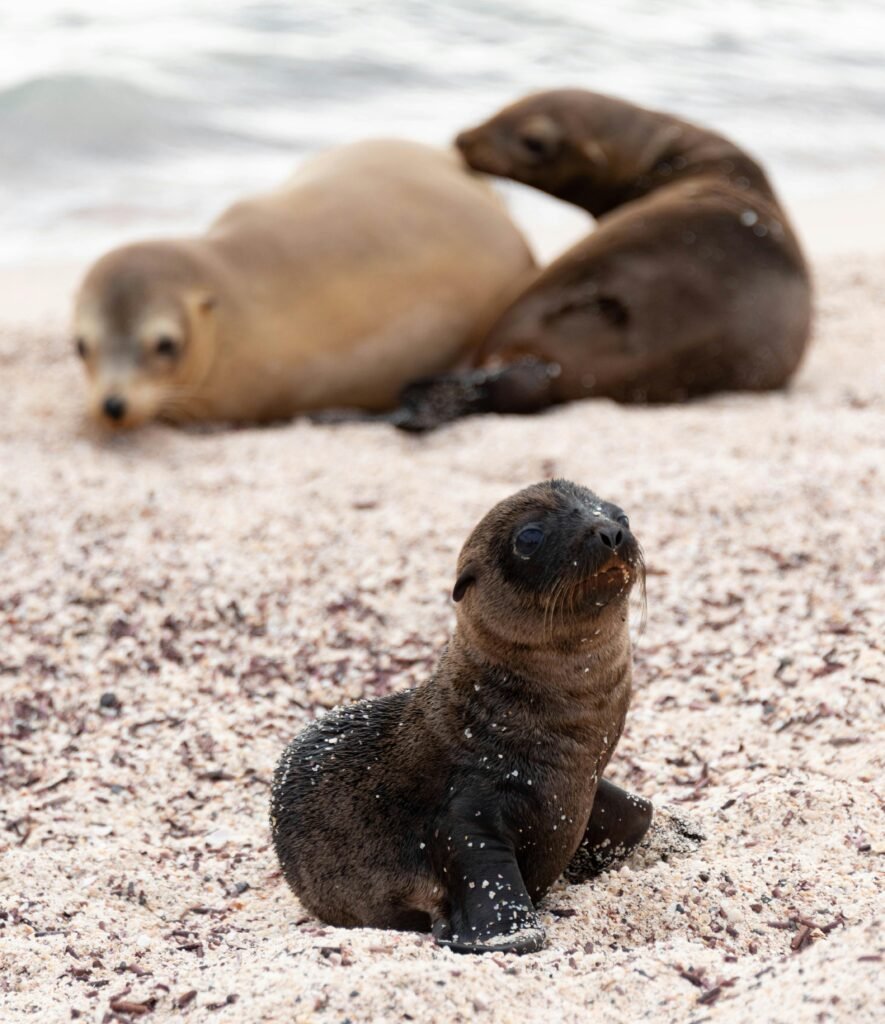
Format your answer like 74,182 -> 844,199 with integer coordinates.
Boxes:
393,90 -> 812,431
72,139 -> 534,429
271,479 -> 653,954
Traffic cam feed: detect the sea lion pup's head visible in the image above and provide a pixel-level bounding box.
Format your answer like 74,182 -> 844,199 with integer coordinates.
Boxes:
72,242 -> 218,429
455,89 -> 720,216
452,479 -> 643,657
455,90 -> 628,191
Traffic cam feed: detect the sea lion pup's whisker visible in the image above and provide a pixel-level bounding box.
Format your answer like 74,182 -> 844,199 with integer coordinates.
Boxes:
271,479 -> 659,955
559,577 -> 584,635
550,575 -> 568,640
631,544 -> 648,637
543,576 -> 559,642
540,576 -> 555,642
545,573 -> 568,642
563,575 -> 577,623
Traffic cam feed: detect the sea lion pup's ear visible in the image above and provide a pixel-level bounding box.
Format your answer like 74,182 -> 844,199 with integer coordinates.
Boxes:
580,139 -> 608,171
452,565 -> 477,603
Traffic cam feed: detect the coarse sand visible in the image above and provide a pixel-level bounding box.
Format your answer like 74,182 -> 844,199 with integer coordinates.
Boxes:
0,253 -> 882,1023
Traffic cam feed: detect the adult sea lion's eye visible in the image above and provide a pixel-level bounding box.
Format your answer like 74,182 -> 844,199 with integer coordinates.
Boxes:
75,337 -> 87,359
155,335 -> 179,358
514,524 -> 545,558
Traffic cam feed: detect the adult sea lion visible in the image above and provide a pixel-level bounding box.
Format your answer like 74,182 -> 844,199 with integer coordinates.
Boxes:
72,140 -> 533,428
394,90 -> 811,431
271,479 -> 653,954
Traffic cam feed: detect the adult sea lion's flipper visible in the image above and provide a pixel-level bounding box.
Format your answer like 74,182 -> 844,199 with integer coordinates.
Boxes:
393,358 -> 557,433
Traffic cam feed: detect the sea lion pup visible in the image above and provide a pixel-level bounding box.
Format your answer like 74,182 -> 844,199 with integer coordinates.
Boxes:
393,90 -> 811,431
271,480 -> 652,954
72,139 -> 533,429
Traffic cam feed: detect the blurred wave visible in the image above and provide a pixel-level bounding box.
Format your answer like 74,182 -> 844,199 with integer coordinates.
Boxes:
1,0 -> 883,264
0,75 -> 247,172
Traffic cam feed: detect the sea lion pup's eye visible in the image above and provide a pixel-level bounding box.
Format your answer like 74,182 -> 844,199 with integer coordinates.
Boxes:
74,337 -> 88,359
154,335 -> 180,358
616,514 -> 630,529
517,115 -> 563,161
514,523 -> 546,558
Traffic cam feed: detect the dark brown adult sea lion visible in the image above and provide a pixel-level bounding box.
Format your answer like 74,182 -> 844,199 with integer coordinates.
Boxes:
394,90 -> 811,431
271,479 -> 653,954
72,140 -> 533,429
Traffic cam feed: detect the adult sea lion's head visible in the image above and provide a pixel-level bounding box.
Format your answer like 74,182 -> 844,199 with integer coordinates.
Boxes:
72,242 -> 218,429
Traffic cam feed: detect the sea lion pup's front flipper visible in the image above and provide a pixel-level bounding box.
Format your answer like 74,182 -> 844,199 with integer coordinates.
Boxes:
564,779 -> 654,882
392,358 -> 557,433
430,793 -> 546,954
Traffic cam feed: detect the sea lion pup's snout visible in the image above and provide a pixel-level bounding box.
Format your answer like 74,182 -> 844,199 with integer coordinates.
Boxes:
453,127 -> 513,177
596,522 -> 625,551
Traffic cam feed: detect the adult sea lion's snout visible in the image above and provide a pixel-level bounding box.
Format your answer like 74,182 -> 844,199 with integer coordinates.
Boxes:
102,395 -> 127,423
86,370 -> 163,430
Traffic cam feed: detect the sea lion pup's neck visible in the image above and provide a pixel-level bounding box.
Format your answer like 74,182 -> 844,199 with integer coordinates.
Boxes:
456,89 -> 776,219
453,604 -> 631,694
419,598 -> 633,758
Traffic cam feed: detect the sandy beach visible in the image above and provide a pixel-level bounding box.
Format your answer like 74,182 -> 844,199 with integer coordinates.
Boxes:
0,202 -> 883,1024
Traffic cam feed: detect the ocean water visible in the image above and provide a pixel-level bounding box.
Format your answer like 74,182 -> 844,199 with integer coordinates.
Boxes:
1,0 -> 884,265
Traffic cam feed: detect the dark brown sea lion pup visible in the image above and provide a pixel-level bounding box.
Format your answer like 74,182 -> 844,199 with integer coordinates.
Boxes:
72,140 -> 533,429
393,90 -> 811,431
271,480 -> 653,954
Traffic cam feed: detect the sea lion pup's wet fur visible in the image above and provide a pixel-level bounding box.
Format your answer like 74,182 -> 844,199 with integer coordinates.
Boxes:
394,90 -> 811,431
271,480 -> 652,954
72,139 -> 533,429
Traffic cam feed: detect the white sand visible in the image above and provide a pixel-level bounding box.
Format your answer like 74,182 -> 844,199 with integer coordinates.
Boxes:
0,222 -> 883,1022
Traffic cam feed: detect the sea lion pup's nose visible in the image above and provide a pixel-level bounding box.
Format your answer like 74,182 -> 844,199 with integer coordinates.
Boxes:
597,525 -> 625,551
102,395 -> 127,422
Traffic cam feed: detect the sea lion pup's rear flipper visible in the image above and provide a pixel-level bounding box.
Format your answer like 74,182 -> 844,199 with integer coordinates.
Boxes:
564,779 -> 654,882
431,796 -> 546,954
392,358 -> 557,433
